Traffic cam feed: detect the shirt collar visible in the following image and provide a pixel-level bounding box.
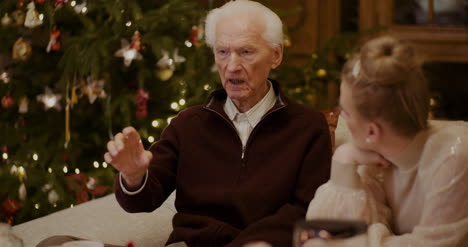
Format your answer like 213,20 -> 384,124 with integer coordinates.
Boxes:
224,80 -> 276,127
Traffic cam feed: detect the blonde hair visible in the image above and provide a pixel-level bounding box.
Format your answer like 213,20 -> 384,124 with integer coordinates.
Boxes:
342,36 -> 430,137
205,0 -> 283,48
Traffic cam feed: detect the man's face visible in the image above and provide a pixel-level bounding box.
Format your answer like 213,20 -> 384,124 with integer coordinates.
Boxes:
214,16 -> 282,109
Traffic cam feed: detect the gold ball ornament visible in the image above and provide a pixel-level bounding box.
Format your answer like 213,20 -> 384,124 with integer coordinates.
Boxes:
316,69 -> 327,78
12,38 -> 32,61
1,14 -> 13,27
156,68 -> 174,81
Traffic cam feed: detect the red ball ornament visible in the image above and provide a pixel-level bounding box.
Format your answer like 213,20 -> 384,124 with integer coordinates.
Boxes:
35,0 -> 46,4
1,95 -> 14,109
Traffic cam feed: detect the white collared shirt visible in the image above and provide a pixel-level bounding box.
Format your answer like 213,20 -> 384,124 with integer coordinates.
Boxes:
223,80 -> 276,147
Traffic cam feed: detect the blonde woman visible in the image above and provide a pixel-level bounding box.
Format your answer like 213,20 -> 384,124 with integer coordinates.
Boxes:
306,36 -> 468,246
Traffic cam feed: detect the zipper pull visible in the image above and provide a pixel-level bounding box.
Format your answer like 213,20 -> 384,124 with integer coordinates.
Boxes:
241,146 -> 246,159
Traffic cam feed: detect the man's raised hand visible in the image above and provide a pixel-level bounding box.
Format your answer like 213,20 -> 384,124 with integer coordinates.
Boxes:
104,126 -> 153,188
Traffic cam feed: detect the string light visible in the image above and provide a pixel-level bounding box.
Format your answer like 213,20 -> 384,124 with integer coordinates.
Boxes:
126,21 -> 132,27
75,168 -> 80,174
53,203 -> 57,208
48,167 -> 53,173
203,84 -> 211,91
148,136 -> 155,143
34,203 -> 40,209
102,162 -> 108,168
70,1 -> 76,7
93,161 -> 99,168
2,152 -> 7,160
39,14 -> 44,21
70,204 -> 74,208
170,102 -> 179,110
81,7 -> 88,13
33,153 -> 38,161
152,120 -> 159,127
184,40 -> 193,47
179,99 -> 186,106
63,166 -> 68,173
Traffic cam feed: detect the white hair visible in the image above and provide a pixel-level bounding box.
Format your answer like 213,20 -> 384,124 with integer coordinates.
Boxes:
205,0 -> 283,48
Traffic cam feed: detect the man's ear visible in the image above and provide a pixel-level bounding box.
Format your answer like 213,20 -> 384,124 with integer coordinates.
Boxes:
271,44 -> 283,69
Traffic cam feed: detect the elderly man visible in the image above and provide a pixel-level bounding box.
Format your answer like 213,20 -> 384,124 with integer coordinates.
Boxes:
105,1 -> 332,246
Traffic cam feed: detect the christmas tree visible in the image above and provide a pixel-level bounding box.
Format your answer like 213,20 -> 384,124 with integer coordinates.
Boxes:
0,0 -> 358,225
0,0 -> 223,224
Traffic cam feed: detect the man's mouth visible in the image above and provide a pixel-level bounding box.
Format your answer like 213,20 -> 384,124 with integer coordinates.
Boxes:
228,79 -> 245,85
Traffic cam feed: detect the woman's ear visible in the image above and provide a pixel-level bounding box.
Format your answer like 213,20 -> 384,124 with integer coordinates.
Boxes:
367,122 -> 382,144
271,44 -> 283,69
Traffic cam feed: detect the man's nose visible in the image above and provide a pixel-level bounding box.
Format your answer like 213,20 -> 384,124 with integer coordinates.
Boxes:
227,54 -> 241,72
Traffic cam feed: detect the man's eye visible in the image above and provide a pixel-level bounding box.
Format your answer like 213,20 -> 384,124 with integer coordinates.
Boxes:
217,50 -> 227,55
242,50 -> 252,55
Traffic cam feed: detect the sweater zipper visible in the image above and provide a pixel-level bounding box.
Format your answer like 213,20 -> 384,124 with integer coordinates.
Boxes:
204,103 -> 286,162
203,107 -> 244,155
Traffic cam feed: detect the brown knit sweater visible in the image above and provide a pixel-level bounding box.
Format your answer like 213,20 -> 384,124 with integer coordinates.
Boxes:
115,80 -> 332,247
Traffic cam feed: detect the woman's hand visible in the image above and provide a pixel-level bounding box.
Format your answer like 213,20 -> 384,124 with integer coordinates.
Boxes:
333,143 -> 391,168
104,126 -> 153,189
330,143 -> 391,189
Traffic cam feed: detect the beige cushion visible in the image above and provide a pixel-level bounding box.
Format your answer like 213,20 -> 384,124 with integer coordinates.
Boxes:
12,192 -> 176,247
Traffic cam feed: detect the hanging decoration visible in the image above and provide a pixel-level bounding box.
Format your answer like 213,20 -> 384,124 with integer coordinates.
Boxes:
0,71 -> 10,84
36,87 -> 62,110
18,96 -> 29,114
135,88 -> 149,119
18,183 -> 27,201
17,0 -> 26,8
54,0 -> 66,9
48,190 -> 59,205
85,78 -> 106,104
156,49 -> 185,81
70,78 -> 106,105
12,38 -> 32,61
35,0 -> 46,4
114,31 -> 143,67
189,24 -> 205,47
66,173 -> 109,204
1,14 -> 13,27
24,1 -> 43,28
1,94 -> 14,109
46,27 -> 61,52
11,10 -> 25,26
0,199 -> 21,225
